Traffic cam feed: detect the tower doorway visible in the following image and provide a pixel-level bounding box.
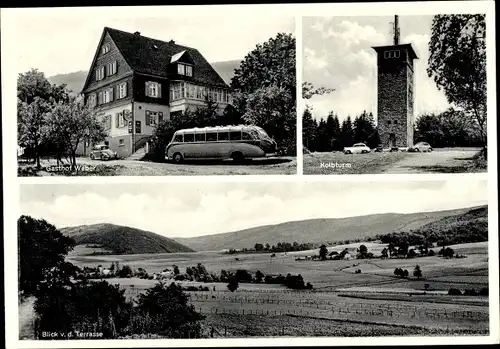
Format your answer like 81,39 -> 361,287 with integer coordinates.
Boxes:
389,133 -> 396,148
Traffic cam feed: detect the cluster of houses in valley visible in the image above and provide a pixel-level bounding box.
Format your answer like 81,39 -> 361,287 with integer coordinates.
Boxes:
295,248 -> 354,262
78,264 -> 177,281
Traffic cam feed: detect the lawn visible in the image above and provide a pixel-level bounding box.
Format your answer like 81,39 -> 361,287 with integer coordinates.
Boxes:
303,151 -> 409,175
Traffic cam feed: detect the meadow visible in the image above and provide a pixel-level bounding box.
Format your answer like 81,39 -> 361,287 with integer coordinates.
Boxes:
67,241 -> 489,336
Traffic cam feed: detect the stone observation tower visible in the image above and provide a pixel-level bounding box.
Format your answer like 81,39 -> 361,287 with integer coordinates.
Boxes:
372,15 -> 418,148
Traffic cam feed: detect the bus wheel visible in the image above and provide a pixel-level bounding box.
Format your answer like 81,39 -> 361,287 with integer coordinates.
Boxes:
231,152 -> 244,162
173,153 -> 183,164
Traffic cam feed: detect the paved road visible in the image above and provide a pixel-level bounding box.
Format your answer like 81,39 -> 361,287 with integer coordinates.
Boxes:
19,296 -> 36,340
382,149 -> 483,174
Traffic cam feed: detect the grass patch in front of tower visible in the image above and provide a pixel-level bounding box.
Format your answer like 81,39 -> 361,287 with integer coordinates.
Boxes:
303,151 -> 409,175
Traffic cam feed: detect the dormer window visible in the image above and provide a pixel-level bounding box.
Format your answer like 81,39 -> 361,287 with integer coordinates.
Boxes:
101,44 -> 110,55
177,64 -> 185,75
177,63 -> 193,76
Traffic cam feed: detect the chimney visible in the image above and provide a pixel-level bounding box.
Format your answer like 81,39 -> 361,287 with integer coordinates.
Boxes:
393,15 -> 400,45
134,31 -> 141,36
169,40 -> 175,44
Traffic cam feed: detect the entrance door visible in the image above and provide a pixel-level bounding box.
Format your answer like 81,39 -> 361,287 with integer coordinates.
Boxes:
389,133 -> 396,148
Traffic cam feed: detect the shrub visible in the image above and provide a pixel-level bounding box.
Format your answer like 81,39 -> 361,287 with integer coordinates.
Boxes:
463,288 -> 478,296
227,278 -> 239,292
132,282 -> 204,338
448,288 -> 462,296
34,280 -> 132,339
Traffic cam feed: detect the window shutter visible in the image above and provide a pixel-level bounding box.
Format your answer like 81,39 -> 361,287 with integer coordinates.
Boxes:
145,110 -> 151,126
115,113 -> 120,128
158,112 -> 163,123
145,82 -> 150,97
106,115 -> 111,130
158,83 -> 162,98
109,88 -> 114,102
123,82 -> 128,97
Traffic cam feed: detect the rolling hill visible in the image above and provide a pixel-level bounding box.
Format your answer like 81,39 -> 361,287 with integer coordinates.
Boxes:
174,206 -> 486,251
60,223 -> 195,255
47,70 -> 88,95
46,60 -> 240,95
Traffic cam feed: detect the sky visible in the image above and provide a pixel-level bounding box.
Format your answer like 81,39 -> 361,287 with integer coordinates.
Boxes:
20,179 -> 487,239
6,6 -> 294,77
303,15 -> 452,121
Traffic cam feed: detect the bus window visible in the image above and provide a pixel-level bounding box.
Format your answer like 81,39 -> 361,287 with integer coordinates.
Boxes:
173,134 -> 183,142
230,131 -> 242,141
195,133 -> 205,142
184,133 -> 194,143
242,131 -> 253,140
218,132 -> 229,141
206,132 -> 217,142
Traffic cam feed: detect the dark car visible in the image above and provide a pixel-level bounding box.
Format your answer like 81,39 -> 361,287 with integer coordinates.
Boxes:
90,144 -> 118,160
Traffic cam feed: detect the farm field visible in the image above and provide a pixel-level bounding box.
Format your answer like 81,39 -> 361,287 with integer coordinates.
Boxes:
68,241 -> 490,336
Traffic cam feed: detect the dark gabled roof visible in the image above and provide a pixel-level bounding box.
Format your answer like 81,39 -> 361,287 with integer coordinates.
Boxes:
105,27 -> 229,88
371,43 -> 418,60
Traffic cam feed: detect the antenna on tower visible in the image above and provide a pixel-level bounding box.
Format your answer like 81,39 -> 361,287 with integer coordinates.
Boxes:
393,15 -> 400,45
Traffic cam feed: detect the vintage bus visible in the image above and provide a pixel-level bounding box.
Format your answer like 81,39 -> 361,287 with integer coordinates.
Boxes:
165,125 -> 278,163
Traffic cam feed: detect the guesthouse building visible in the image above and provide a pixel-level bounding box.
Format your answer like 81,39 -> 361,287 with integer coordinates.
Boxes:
81,27 -> 231,158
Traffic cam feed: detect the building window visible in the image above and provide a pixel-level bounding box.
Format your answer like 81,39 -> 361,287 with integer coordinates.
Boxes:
145,110 -> 163,126
116,112 -> 126,128
88,93 -> 97,107
177,63 -> 193,76
119,139 -> 125,147
146,81 -> 161,98
384,50 -> 401,59
177,64 -> 185,75
96,66 -> 105,81
170,82 -> 184,101
118,82 -> 127,99
101,44 -> 110,55
388,120 -> 392,125
104,115 -> 112,130
102,88 -> 113,103
394,120 -> 398,124
108,61 -> 117,76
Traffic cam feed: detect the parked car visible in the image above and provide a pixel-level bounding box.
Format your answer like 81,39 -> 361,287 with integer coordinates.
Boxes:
90,144 -> 118,160
343,143 -> 371,154
410,142 -> 433,152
